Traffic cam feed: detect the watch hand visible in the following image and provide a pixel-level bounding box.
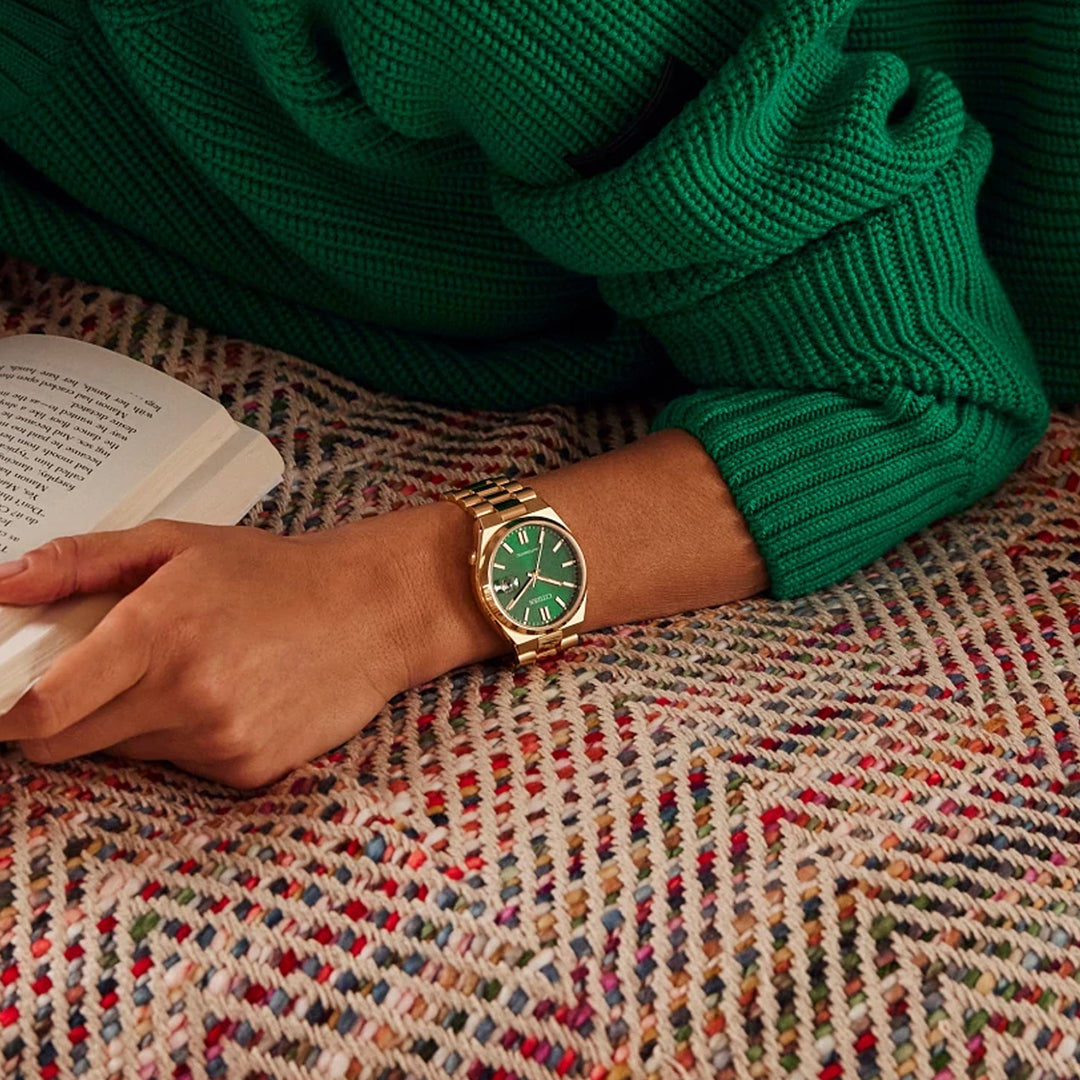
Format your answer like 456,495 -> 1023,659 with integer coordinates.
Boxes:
506,574 -> 534,613
535,575 -> 576,588
533,528 -> 545,578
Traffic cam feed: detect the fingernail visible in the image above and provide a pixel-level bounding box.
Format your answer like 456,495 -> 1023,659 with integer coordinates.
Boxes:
0,558 -> 28,582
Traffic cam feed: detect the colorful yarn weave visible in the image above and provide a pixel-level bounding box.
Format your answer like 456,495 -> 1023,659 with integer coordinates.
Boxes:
2,256 -> 1080,1079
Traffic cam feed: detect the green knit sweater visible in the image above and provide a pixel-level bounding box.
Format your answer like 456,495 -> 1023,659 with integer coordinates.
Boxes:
1,1 -> 1075,599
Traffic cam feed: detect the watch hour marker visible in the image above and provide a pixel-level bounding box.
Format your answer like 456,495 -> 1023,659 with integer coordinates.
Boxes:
493,562 -> 505,570
502,541 -> 513,553
562,559 -> 574,568
552,539 -> 563,553
555,596 -> 567,609
539,606 -> 551,622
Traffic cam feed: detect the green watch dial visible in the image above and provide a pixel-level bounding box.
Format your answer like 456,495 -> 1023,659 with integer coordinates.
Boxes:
487,519 -> 583,631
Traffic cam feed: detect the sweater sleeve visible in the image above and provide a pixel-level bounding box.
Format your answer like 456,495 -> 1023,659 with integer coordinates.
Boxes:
487,1 -> 1051,600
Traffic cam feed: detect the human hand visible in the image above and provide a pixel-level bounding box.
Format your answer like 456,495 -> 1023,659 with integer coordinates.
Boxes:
0,503 -> 506,788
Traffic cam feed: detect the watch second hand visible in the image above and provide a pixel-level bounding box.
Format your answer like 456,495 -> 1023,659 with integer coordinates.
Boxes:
506,576 -> 531,612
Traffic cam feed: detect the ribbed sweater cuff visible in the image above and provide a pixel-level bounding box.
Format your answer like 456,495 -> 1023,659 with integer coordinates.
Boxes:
652,384 -> 986,599
647,135 -> 1050,600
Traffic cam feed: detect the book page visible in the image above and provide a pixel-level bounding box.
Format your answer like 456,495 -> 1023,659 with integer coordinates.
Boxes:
0,335 -> 225,559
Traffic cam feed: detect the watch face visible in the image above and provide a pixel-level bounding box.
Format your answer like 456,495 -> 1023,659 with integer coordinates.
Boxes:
486,519 -> 584,631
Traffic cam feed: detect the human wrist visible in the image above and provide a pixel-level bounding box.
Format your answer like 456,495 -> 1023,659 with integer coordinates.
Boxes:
383,425 -> 770,691
390,497 -> 511,687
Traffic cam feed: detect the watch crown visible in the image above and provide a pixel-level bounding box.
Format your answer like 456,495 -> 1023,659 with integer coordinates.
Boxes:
468,553 -> 475,564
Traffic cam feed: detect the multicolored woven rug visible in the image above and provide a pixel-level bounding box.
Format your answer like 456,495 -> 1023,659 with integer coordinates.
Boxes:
2,255 -> 1080,1080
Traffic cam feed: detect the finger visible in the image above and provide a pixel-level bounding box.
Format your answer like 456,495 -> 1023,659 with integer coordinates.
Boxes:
104,739 -> 275,790
0,519 -> 194,606
169,756 -> 282,791
111,727 -> 285,789
18,691 -> 159,765
102,729 -> 203,762
0,599 -> 151,741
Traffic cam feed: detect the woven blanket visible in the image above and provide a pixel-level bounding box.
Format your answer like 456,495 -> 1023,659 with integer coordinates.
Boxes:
1,255 -> 1080,1080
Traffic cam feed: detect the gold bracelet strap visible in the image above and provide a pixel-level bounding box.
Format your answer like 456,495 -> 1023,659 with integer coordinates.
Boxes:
517,630 -> 579,665
443,474 -> 547,524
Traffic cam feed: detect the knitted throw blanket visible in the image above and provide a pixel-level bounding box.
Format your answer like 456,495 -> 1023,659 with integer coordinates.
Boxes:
2,255 -> 1080,1079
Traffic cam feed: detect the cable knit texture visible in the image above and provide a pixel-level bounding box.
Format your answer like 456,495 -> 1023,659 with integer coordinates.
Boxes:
0,0 -> 1074,598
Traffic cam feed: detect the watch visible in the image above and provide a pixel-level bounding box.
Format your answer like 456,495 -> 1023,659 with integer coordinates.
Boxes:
443,474 -> 588,664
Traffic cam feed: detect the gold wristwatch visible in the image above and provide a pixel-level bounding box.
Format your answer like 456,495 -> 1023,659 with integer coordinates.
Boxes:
444,474 -> 588,664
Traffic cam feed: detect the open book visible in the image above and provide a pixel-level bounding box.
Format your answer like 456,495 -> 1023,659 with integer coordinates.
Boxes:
0,334 -> 285,714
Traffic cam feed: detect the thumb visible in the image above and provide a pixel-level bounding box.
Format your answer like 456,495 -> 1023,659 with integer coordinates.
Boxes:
0,519 -> 196,605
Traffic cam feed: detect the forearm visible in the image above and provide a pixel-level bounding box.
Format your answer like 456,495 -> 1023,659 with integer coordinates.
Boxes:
401,428 -> 769,684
